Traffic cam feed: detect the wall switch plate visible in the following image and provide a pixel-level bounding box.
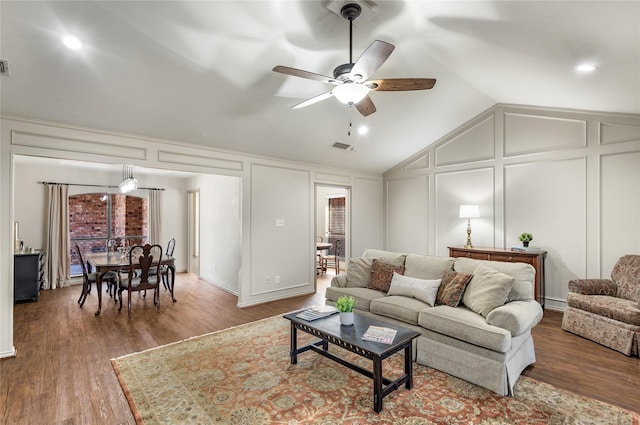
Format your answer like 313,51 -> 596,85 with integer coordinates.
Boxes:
275,219 -> 285,227
266,276 -> 271,284
275,275 -> 280,284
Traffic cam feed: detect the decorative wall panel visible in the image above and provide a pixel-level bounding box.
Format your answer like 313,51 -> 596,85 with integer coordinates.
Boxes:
504,113 -> 586,156
386,175 -> 428,254
11,130 -> 146,160
504,158 -> 586,303
434,168 -> 494,257
600,152 -> 640,275
435,116 -> 494,166
158,150 -> 242,171
600,123 -> 640,145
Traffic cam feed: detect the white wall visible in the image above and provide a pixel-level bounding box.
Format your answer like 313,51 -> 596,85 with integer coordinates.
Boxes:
0,116 -> 382,358
188,174 -> 241,293
384,104 -> 640,310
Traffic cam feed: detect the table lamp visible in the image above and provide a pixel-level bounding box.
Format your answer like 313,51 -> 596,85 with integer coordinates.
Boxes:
459,205 -> 480,248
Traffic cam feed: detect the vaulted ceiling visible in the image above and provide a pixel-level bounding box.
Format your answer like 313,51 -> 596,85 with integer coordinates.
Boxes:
2,1 -> 638,173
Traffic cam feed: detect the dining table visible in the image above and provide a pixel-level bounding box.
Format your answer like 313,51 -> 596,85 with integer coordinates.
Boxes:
87,251 -> 176,316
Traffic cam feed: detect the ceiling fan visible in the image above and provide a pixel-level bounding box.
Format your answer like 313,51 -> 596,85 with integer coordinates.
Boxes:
273,3 -> 436,117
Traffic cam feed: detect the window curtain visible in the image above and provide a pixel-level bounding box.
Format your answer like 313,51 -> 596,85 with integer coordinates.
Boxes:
149,189 -> 162,245
44,184 -> 70,289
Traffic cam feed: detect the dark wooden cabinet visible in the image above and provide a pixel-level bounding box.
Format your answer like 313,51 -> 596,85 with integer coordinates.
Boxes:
14,252 -> 43,303
448,246 -> 547,306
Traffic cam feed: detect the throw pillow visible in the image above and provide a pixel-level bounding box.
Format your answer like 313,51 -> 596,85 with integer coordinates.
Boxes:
387,272 -> 442,306
436,270 -> 473,307
462,264 -> 515,317
345,257 -> 374,288
368,259 -> 405,292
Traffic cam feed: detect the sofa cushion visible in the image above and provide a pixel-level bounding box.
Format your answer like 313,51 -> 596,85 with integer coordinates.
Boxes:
387,272 -> 441,306
362,249 -> 406,267
454,257 -> 535,302
436,270 -> 473,307
566,293 -> 640,325
404,254 -> 455,280
418,305 -> 512,353
486,300 -> 544,336
370,296 -> 430,325
345,257 -> 374,288
462,265 -> 515,317
324,286 -> 386,312
368,259 -> 405,292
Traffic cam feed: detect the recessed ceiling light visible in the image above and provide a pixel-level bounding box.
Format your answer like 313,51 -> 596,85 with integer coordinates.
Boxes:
63,35 -> 82,50
576,63 -> 598,73
358,125 -> 368,135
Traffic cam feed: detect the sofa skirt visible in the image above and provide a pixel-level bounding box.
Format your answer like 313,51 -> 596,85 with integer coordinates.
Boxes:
561,306 -> 639,356
415,329 -> 535,396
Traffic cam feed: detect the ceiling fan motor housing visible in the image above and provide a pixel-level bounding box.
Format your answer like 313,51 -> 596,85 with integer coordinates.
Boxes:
340,3 -> 361,21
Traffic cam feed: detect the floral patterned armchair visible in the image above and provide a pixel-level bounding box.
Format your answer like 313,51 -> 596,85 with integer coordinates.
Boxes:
561,255 -> 640,356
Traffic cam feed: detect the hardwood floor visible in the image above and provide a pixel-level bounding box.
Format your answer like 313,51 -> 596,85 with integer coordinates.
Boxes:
1,273 -> 638,424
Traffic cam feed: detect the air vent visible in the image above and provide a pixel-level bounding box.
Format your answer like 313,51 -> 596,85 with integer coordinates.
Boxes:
0,59 -> 9,76
332,141 -> 352,150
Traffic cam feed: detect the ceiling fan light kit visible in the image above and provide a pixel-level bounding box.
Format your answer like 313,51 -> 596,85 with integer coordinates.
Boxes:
273,3 -> 436,117
332,82 -> 369,104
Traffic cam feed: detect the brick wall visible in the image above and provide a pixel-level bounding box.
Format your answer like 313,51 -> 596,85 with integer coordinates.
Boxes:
69,193 -> 148,266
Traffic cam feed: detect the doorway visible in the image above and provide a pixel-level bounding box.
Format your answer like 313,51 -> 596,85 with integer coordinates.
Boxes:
315,185 -> 350,291
187,190 -> 200,275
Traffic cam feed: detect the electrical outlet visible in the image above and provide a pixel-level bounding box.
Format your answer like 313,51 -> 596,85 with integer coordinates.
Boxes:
275,275 -> 280,284
266,276 -> 271,284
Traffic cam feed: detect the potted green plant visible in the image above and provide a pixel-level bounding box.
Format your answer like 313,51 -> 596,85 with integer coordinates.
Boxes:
335,295 -> 356,326
519,232 -> 533,247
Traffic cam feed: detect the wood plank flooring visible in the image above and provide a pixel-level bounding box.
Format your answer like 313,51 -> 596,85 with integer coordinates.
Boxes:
1,272 -> 638,424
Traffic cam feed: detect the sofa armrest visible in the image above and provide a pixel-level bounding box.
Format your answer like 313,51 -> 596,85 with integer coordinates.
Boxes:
568,279 -> 616,296
485,300 -> 543,336
331,273 -> 348,288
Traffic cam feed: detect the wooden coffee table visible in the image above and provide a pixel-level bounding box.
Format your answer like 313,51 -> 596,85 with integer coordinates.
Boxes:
283,310 -> 420,413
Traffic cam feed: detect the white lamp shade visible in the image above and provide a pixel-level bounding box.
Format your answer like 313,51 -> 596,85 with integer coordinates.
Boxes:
459,205 -> 480,218
332,82 -> 369,104
119,177 -> 138,193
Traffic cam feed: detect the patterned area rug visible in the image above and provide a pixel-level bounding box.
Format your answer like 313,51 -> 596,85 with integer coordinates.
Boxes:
112,315 -> 637,424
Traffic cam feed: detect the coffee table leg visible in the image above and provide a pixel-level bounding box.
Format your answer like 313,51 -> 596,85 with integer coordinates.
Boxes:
290,323 -> 298,365
405,342 -> 413,390
373,356 -> 383,413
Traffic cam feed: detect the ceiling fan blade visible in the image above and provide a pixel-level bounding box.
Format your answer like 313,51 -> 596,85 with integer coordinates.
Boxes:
350,40 -> 395,82
367,78 -> 437,91
291,91 -> 334,109
273,65 -> 338,85
354,95 -> 376,116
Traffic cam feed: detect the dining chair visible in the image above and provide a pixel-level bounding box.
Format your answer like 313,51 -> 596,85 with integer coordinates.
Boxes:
161,238 -> 175,290
76,243 -> 117,308
118,244 -> 163,318
316,236 -> 325,275
321,239 -> 341,276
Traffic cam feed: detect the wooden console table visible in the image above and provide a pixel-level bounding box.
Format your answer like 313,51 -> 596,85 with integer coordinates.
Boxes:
448,246 -> 547,307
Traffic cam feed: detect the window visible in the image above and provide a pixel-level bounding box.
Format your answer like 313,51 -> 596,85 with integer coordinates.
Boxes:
69,193 -> 148,276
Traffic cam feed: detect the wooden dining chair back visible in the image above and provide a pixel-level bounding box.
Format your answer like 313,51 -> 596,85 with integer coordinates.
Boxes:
76,243 -> 116,307
322,239 -> 341,275
118,243 -> 163,318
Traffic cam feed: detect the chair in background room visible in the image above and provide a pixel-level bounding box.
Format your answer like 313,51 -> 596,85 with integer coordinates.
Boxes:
561,254 -> 640,356
76,243 -> 117,308
118,244 -> 163,318
321,239 -> 341,275
316,236 -> 326,275
161,238 -> 175,291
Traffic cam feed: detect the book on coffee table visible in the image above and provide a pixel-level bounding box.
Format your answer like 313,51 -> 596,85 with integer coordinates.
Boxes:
296,305 -> 338,321
362,325 -> 398,344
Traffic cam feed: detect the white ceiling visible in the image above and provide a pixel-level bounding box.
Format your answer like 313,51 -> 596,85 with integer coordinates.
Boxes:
2,1 -> 639,174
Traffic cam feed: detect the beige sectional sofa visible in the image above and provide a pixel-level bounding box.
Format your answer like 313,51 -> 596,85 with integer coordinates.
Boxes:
325,249 -> 544,396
